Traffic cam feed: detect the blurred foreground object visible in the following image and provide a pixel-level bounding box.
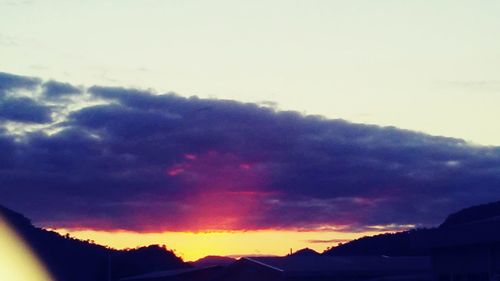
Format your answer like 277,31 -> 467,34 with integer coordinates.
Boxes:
0,216 -> 53,281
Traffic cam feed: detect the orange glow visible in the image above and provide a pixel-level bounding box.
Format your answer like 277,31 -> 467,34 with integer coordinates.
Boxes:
51,229 -> 384,261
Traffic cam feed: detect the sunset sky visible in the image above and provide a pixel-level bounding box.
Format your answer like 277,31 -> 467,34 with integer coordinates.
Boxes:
1,0 -> 500,261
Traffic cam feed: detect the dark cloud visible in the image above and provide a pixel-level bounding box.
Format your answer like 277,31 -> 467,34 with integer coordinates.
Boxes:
42,80 -> 82,99
0,96 -> 52,123
1,72 -> 500,232
0,128 -> 16,168
0,72 -> 50,122
305,239 -> 349,244
68,104 -> 181,139
0,71 -> 40,95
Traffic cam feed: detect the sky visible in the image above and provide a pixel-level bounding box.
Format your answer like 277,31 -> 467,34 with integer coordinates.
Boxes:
1,0 -> 500,144
1,0 -> 500,260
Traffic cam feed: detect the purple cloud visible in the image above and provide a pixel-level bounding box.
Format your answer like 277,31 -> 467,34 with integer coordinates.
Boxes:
1,72 -> 500,232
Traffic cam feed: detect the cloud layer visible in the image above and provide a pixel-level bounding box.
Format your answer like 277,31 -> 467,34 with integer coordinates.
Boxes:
1,71 -> 500,232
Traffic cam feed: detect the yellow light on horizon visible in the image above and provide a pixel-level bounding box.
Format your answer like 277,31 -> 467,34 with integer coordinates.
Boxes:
0,218 -> 54,281
53,228 -> 384,261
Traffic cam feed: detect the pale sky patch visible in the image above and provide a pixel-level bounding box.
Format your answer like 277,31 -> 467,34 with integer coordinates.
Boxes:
1,0 -> 500,144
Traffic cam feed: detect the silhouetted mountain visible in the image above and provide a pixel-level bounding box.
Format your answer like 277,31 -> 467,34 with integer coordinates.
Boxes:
0,205 -> 189,281
323,229 -> 434,256
324,200 -> 500,257
440,200 -> 500,228
0,204 -> 32,228
290,248 -> 320,256
189,255 -> 236,267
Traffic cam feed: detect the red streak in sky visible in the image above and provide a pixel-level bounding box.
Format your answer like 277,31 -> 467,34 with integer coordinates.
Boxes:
184,154 -> 197,160
166,167 -> 185,176
162,151 -> 272,231
239,163 -> 252,170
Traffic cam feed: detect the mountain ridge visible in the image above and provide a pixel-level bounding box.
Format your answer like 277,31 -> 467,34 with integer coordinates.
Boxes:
324,200 -> 500,256
0,205 -> 189,281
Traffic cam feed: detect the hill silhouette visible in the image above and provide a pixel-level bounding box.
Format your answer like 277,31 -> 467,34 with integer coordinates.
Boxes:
0,205 -> 189,281
440,200 -> 500,228
322,229 -> 434,256
4,200 -> 500,279
190,255 -> 236,267
290,248 -> 320,256
324,200 -> 500,257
